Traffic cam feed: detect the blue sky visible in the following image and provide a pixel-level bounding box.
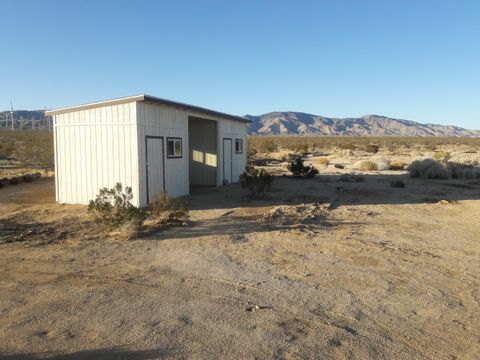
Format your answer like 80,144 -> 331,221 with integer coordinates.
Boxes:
1,0 -> 479,129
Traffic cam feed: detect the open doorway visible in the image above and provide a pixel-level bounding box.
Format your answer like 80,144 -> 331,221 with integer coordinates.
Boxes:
188,116 -> 218,190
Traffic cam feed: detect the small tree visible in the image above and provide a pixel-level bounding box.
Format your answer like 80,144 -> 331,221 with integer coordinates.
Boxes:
239,165 -> 274,199
287,157 -> 319,178
88,183 -> 146,229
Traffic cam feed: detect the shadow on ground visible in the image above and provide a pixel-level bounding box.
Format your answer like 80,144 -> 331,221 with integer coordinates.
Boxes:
0,347 -> 173,360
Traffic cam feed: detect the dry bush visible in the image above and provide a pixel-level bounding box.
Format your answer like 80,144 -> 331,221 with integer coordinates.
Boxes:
371,156 -> 391,170
88,183 -> 146,230
239,165 -> 274,198
389,160 -> 407,170
287,158 -> 319,178
316,157 -> 330,166
354,160 -> 378,171
149,192 -> 189,225
407,159 -> 449,179
365,144 -> 380,153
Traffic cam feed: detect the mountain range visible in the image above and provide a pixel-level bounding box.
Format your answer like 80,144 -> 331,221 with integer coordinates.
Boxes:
1,110 -> 478,137
246,112 -> 480,137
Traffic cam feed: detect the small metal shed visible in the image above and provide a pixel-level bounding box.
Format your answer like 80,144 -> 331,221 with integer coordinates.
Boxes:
45,95 -> 250,207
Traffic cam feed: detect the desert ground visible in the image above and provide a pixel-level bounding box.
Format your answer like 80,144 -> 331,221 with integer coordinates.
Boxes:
1,139 -> 480,359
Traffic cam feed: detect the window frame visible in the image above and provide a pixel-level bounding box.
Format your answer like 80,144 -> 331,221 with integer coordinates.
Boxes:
235,139 -> 244,154
166,137 -> 183,159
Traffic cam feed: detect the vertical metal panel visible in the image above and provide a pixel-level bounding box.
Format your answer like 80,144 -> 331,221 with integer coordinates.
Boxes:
54,101 -> 140,206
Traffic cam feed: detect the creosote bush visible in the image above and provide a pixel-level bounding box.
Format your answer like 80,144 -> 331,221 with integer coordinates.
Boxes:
149,192 -> 189,225
239,165 -> 274,199
407,159 -> 449,179
88,183 -> 146,230
287,158 -> 319,178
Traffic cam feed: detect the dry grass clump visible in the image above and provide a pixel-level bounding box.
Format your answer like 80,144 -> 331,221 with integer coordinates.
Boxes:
389,160 -> 407,171
354,160 -> 378,171
433,151 -> 451,162
316,157 -> 330,166
149,192 -> 189,225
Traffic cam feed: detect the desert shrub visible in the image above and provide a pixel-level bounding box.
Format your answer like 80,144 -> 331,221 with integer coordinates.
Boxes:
287,158 -> 319,178
389,160 -> 407,171
88,183 -> 146,229
446,162 -> 480,179
354,160 -> 378,171
317,157 -> 330,166
407,159 -> 449,179
149,192 -> 189,225
390,180 -> 406,188
239,165 -> 274,198
365,144 -> 379,153
371,156 -> 391,171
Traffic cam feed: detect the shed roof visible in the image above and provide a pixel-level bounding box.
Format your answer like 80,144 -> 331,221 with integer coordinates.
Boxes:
45,94 -> 251,123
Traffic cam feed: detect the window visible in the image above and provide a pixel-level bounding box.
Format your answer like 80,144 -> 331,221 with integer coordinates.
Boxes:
235,139 -> 243,154
167,137 -> 182,158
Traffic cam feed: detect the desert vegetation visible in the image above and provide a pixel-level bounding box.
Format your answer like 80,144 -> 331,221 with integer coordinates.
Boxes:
239,164 -> 274,198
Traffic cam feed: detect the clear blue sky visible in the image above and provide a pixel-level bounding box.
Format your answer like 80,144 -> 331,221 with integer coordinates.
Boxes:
1,0 -> 479,129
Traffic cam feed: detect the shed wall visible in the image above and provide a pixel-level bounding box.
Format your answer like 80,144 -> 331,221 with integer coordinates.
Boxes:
218,120 -> 248,182
136,102 -> 190,206
53,102 -> 140,206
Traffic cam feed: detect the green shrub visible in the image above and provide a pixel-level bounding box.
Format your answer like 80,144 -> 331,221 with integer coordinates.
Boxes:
287,158 -> 319,178
407,159 -> 449,179
149,192 -> 189,225
88,183 -> 146,229
365,144 -> 379,153
239,165 -> 274,198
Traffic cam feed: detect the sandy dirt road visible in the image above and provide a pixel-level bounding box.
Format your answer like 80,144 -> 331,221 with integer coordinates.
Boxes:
1,173 -> 479,359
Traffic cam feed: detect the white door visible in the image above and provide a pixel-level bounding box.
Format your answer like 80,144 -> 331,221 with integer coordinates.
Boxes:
146,137 -> 164,204
223,138 -> 232,185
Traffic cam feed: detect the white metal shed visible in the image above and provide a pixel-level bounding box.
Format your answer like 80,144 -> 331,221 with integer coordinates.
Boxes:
45,95 -> 250,207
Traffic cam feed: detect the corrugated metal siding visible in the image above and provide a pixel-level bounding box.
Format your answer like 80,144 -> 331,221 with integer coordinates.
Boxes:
136,103 -> 189,206
54,102 -> 140,206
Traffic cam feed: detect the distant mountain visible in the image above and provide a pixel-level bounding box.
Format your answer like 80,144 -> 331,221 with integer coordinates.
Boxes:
246,112 -> 480,137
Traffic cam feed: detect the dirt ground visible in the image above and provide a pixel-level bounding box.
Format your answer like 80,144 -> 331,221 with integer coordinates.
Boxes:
1,164 -> 480,359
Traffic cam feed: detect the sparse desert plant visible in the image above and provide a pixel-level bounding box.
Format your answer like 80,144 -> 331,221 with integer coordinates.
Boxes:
389,160 -> 407,171
317,157 -> 330,166
371,156 -> 391,171
390,180 -> 406,188
354,160 -> 378,171
88,183 -> 146,230
149,192 -> 189,225
287,158 -> 319,178
407,159 -> 449,179
239,165 -> 274,198
365,144 -> 380,153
